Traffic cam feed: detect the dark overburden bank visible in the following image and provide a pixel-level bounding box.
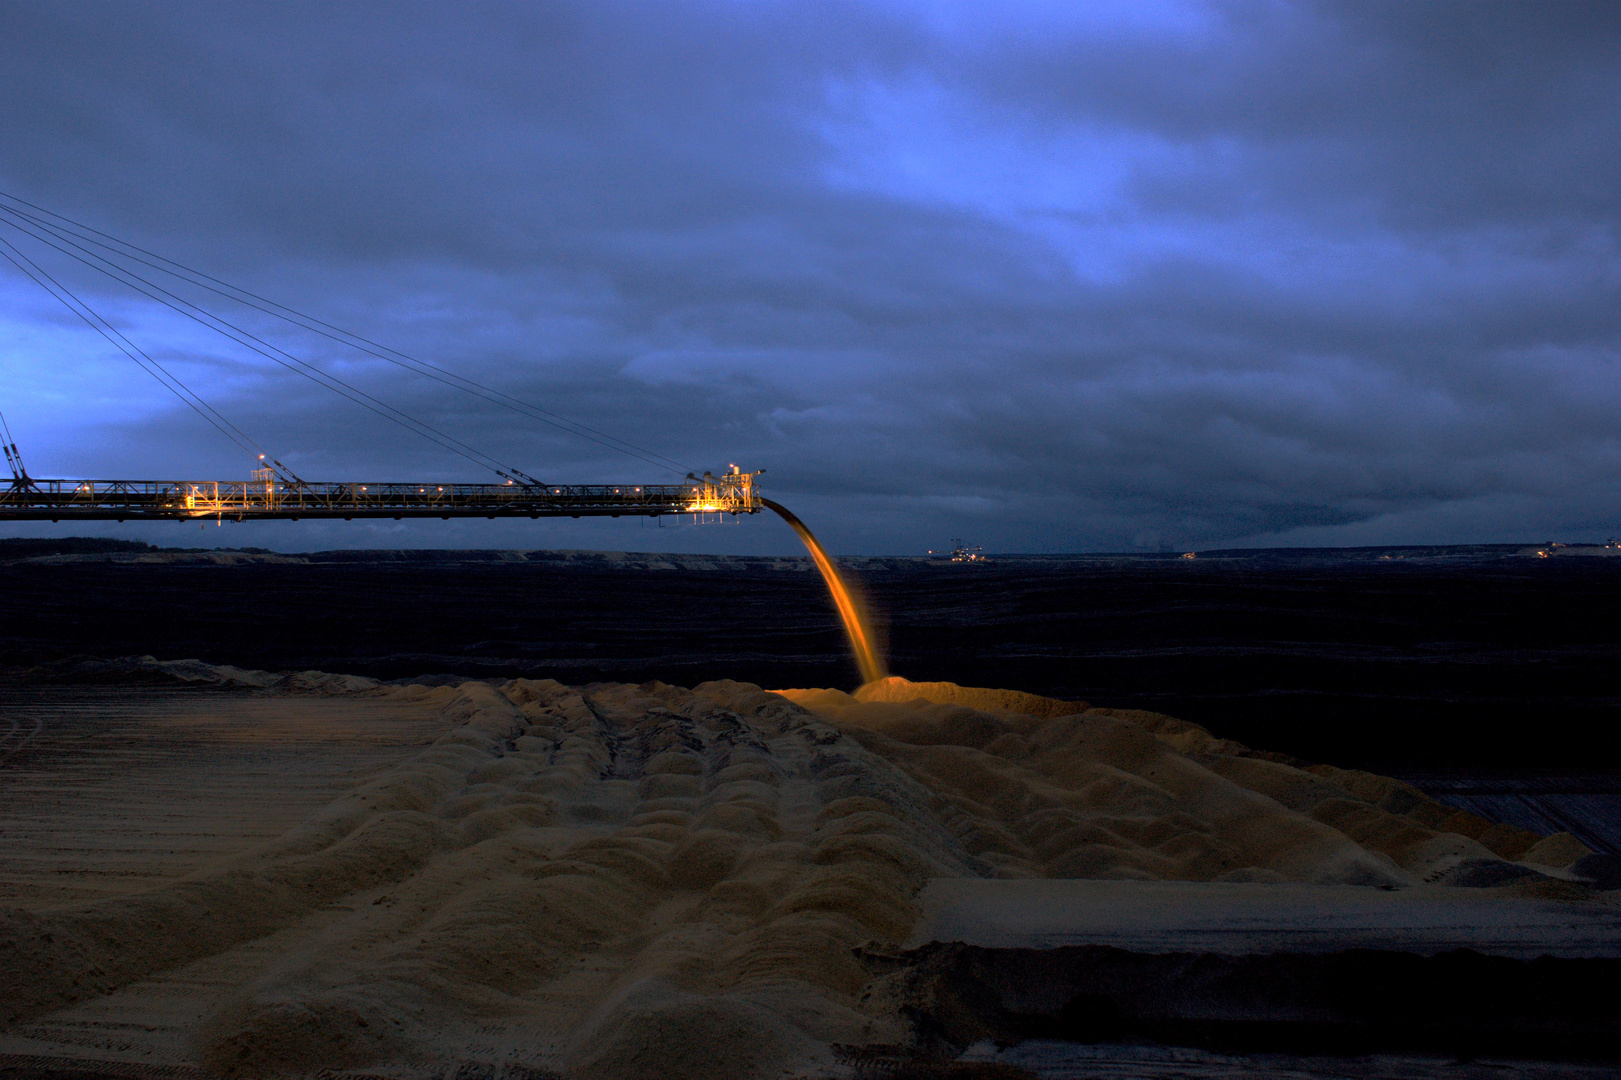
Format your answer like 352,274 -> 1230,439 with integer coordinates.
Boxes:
861,941 -> 1621,1063
1,541 -> 1618,779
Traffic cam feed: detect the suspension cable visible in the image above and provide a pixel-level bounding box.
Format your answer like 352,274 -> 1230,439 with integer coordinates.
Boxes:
0,192 -> 697,476
0,212 -> 527,482
0,235 -> 268,465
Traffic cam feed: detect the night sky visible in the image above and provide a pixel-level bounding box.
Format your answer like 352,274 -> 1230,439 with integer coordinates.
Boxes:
1,1 -> 1617,555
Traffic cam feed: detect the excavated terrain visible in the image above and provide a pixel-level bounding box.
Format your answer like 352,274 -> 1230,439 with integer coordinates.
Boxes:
2,672 -> 1613,1078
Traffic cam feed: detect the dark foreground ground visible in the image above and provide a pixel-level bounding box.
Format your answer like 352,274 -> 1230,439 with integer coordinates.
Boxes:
2,539 -> 1620,1080
1,539 -> 1617,850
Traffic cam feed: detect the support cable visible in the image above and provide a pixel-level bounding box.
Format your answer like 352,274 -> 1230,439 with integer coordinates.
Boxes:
0,235 -> 269,466
0,212 -> 525,482
4,199 -> 686,476
0,410 -> 24,480
0,193 -> 697,476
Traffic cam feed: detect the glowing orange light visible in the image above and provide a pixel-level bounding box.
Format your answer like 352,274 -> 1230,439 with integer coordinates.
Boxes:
761,498 -> 886,686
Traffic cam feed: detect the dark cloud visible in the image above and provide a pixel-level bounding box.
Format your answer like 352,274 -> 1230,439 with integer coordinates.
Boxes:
0,0 -> 1617,553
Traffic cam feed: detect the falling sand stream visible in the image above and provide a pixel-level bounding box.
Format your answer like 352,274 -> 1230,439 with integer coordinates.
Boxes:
760,498 -> 887,685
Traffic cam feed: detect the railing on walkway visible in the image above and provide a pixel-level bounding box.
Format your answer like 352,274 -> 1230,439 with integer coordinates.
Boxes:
0,469 -> 762,521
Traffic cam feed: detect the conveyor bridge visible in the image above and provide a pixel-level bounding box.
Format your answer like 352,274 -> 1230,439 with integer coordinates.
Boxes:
0,468 -> 761,522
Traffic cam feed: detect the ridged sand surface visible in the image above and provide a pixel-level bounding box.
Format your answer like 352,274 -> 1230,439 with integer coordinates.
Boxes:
0,673 -> 1598,1078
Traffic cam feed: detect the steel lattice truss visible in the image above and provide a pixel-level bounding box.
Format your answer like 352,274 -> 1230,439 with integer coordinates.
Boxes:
0,470 -> 762,522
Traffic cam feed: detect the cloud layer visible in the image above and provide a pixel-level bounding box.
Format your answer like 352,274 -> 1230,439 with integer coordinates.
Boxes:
1,0 -> 1617,552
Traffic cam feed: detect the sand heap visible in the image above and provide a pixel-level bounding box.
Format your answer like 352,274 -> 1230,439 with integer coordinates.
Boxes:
0,675 -> 1594,1079
786,678 -> 1588,886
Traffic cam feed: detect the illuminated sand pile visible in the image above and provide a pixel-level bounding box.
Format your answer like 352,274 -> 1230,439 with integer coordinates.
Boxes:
0,674 -> 1603,1078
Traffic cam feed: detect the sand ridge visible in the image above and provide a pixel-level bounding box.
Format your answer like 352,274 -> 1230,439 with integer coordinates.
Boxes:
783,679 -> 1588,887
2,678 -> 979,1077
0,674 -> 1600,1078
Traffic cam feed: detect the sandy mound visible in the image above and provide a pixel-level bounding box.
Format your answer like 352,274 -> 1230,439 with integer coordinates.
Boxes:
0,675 -> 1595,1078
781,680 -> 1585,886
3,678 -> 975,1078
852,676 -> 1089,720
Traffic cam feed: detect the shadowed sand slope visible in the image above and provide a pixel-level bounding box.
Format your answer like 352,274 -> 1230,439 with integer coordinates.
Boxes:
0,684 -> 454,907
0,674 -> 1608,1079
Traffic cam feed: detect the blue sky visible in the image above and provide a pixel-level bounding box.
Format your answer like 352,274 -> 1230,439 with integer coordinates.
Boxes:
1,0 -> 1617,553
